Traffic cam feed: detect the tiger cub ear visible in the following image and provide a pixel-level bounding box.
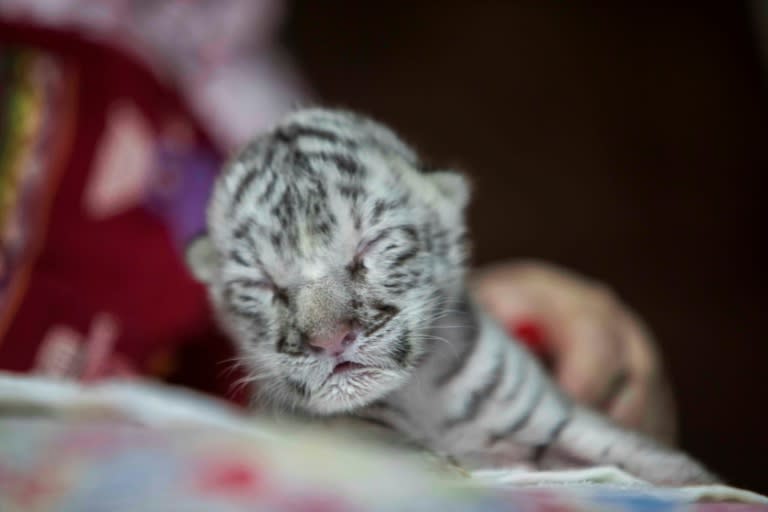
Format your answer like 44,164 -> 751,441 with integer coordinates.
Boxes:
428,170 -> 471,211
185,234 -> 217,283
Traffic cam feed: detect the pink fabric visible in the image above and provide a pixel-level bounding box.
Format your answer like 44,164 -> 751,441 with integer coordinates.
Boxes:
0,0 -> 310,151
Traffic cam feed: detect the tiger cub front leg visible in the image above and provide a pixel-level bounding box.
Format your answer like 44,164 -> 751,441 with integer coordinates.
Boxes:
416,308 -> 720,486
541,406 -> 720,485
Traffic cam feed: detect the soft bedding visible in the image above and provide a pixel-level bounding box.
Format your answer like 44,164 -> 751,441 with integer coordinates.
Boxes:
0,372 -> 765,512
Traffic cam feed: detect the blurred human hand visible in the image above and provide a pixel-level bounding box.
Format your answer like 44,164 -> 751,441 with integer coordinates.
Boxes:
470,260 -> 677,446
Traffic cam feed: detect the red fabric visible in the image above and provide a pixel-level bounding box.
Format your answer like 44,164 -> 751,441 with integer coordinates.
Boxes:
0,23 -> 245,403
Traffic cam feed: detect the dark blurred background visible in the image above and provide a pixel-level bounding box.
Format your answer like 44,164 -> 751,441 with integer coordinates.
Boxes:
283,3 -> 767,492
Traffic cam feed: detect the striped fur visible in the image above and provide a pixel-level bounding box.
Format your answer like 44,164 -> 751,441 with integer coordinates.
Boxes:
187,107 -> 717,486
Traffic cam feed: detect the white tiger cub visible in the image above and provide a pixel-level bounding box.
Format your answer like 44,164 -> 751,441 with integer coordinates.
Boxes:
186,107 -> 717,485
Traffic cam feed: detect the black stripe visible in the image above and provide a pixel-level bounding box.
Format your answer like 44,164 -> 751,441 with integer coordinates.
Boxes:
223,281 -> 268,324
231,144 -> 276,209
548,413 -> 571,443
225,278 -> 268,290
347,257 -> 366,280
276,124 -> 357,147
391,331 -> 411,367
279,344 -> 304,357
531,444 -> 547,464
442,353 -> 505,430
500,352 -> 528,401
285,379 -> 311,399
382,284 -> 407,295
488,374 -> 546,445
338,184 -> 365,200
365,304 -> 399,337
232,169 -> 258,207
276,334 -> 288,354
290,330 -> 311,356
392,247 -> 419,267
358,416 -> 394,430
360,401 -> 411,431
360,225 -> 416,258
232,221 -> 259,251
367,400 -> 407,417
226,306 -> 265,325
229,250 -> 250,267
313,221 -> 332,238
269,231 -> 283,249
272,287 -> 290,306
306,152 -> 362,175
531,412 -> 572,463
260,172 -> 279,201
371,200 -> 387,224
352,210 -> 363,231
370,198 -> 409,225
400,224 -> 418,242
433,298 -> 480,387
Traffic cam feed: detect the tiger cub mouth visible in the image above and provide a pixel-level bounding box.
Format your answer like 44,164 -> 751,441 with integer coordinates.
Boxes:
332,361 -> 368,374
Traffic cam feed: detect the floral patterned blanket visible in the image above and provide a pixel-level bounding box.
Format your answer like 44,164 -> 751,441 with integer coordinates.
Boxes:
1,372 -> 766,512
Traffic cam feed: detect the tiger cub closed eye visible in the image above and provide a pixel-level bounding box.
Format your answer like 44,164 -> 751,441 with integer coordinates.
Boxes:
187,107 -> 718,486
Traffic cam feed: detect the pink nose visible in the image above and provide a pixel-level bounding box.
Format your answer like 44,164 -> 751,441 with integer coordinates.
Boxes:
308,326 -> 358,356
